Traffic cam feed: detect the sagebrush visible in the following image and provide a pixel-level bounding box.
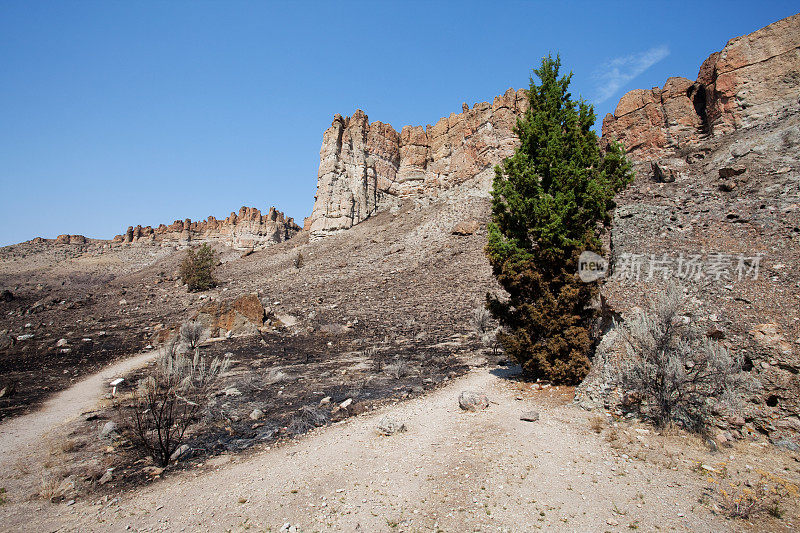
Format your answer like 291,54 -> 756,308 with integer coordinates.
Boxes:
615,284 -> 754,430
119,333 -> 230,467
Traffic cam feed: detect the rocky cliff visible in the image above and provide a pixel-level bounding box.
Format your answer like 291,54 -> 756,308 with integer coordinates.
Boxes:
309,88 -> 528,238
112,206 -> 300,250
602,14 -> 800,161
579,14 -> 800,446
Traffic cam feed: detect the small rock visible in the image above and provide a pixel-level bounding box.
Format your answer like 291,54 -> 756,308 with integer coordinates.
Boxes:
142,466 -> 164,477
119,299 -> 128,305
451,220 -> 480,236
376,416 -> 406,436
339,398 -> 353,409
224,387 -> 241,396
458,390 -> 489,412
56,338 -> 69,347
319,396 -> 331,406
16,334 -> 34,341
170,444 -> 190,461
249,409 -> 264,421
98,468 -> 114,485
520,410 -> 540,422
100,421 -> 118,438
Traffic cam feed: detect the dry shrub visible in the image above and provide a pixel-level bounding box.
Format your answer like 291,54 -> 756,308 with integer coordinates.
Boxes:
118,337 -> 231,467
384,360 -> 411,379
614,283 -> 755,431
287,406 -> 329,435
715,471 -> 799,519
589,415 -> 606,434
39,472 -> 75,502
180,320 -> 207,350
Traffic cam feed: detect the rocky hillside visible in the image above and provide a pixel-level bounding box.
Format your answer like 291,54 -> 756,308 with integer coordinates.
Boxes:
579,13 -> 800,447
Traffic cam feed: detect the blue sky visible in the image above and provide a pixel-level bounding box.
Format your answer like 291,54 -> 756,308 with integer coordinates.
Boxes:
1,1 -> 797,246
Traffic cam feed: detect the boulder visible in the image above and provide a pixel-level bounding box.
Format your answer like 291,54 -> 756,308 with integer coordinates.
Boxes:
376,416 -> 406,436
520,410 -> 540,422
451,220 -> 480,236
458,390 -> 489,411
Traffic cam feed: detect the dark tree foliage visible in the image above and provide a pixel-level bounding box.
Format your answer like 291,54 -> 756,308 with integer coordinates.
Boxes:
179,243 -> 218,292
486,55 -> 633,384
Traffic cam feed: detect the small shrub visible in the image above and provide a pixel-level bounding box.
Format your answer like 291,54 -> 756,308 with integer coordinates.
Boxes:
180,320 -> 207,350
179,244 -> 218,292
471,307 -> 491,334
716,471 -> 799,519
294,252 -> 304,269
589,415 -> 606,434
287,405 -> 329,435
614,283 -> 754,431
119,337 -> 230,467
384,360 -> 410,379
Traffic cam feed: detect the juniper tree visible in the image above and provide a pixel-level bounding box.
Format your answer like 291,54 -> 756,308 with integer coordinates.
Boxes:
486,55 -> 633,384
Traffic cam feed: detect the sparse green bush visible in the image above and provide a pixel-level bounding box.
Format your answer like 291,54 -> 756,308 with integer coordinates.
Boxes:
179,243 -> 218,292
614,284 -> 754,430
485,55 -> 633,385
119,336 -> 230,467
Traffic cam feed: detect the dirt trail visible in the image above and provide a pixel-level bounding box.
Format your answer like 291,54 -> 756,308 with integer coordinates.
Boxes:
0,350 -> 158,473
1,364 -> 752,532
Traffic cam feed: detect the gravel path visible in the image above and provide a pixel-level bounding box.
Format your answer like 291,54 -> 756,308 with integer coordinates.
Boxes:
0,363 -> 737,532
0,350 -> 158,476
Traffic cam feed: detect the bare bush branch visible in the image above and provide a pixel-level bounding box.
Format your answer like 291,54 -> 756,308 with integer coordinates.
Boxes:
614,283 -> 756,431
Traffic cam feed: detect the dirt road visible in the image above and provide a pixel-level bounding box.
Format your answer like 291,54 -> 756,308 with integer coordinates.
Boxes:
1,361 -> 764,532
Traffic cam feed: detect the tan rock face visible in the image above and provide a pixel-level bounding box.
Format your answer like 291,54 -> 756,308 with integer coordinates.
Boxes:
113,206 -> 300,250
602,13 -> 800,161
197,293 -> 266,337
309,88 -> 528,238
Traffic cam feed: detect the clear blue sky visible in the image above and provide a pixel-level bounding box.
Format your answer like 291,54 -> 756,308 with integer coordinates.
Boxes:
1,1 -> 797,246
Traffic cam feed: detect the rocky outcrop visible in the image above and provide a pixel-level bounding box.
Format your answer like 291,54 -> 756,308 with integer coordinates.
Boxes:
583,14 -> 800,446
602,13 -> 800,161
309,88 -> 528,238
113,206 -> 300,250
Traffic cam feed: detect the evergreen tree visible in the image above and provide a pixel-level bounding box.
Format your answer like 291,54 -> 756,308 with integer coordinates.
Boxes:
179,243 -> 218,292
486,55 -> 633,384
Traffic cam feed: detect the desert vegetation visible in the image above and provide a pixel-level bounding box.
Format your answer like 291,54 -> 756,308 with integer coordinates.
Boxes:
614,284 -> 754,431
179,243 -> 218,291
117,331 -> 231,467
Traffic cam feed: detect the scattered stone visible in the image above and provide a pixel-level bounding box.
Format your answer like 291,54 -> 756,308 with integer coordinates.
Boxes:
451,220 -> 480,236
100,421 -> 118,438
319,396 -> 331,406
98,468 -> 114,485
339,398 -> 353,409
376,416 -> 406,436
651,160 -> 678,182
458,390 -> 489,412
16,334 -> 34,341
56,338 -> 69,347
170,444 -> 190,461
224,387 -> 242,396
280,523 -> 302,533
142,466 -> 165,477
520,410 -> 540,422
249,409 -> 265,420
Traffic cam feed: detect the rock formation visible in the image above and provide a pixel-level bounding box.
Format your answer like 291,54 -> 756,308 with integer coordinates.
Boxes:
579,13 -> 800,446
309,88 -> 528,238
602,13 -> 800,161
112,206 -> 300,250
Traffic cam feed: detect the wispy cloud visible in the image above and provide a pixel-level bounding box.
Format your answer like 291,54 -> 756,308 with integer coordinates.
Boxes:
593,45 -> 670,103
